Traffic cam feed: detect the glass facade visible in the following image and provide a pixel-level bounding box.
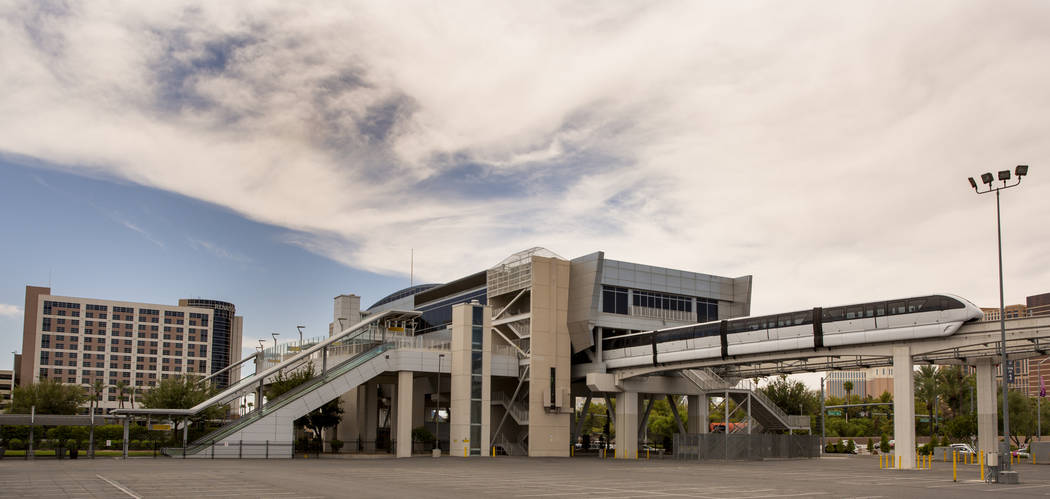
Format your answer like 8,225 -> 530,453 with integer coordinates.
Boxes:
181,299 -> 235,388
415,288 -> 487,334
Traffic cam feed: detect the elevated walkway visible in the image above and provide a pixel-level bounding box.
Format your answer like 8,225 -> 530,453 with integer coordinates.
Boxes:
112,309 -> 425,458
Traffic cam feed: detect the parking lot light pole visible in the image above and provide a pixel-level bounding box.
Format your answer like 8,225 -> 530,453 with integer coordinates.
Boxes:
968,165 -> 1028,470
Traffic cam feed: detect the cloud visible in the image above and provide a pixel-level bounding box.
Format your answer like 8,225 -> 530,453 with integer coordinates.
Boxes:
118,220 -> 165,248
0,304 -> 22,318
188,237 -> 251,263
1,1 -> 1049,313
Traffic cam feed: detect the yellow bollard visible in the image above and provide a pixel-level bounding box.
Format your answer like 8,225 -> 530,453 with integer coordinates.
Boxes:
647,449 -> 650,459
879,454 -> 883,469
917,453 -> 920,469
898,455 -> 902,470
464,446 -> 468,457
953,452 -> 958,482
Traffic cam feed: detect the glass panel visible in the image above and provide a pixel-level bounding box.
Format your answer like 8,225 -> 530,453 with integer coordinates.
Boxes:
472,306 -> 484,325
471,352 -> 482,375
471,376 -> 482,399
471,401 -> 482,423
471,326 -> 483,350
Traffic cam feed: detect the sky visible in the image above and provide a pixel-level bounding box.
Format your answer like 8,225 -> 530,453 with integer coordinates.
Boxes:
1,1 -> 1049,381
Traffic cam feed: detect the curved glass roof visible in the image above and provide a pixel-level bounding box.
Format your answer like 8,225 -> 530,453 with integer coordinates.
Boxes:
492,247 -> 564,268
367,283 -> 441,311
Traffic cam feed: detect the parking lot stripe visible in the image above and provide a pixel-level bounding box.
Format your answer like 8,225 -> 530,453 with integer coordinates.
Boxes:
96,474 -> 141,499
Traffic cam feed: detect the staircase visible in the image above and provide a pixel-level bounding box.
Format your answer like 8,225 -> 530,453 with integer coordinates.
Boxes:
491,392 -> 529,426
680,368 -> 810,433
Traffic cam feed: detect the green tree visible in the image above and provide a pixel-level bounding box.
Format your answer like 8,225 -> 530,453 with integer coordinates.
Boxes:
115,381 -> 128,409
998,388 -> 1036,447
10,379 -> 87,414
141,375 -> 224,440
914,366 -> 938,435
89,380 -> 105,415
264,363 -> 343,439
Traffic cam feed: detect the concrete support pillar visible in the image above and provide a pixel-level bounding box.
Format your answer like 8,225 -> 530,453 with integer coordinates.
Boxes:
397,371 -> 413,458
688,395 -> 707,434
363,382 -> 378,452
892,345 -> 916,469
335,387 -> 359,452
976,358 -> 998,455
615,391 -> 639,459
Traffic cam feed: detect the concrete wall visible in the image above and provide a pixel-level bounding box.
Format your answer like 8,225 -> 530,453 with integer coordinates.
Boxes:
528,256 -> 572,457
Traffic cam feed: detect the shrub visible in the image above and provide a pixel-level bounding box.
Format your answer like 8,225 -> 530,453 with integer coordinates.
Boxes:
867,438 -> 875,454
66,439 -> 78,450
330,439 -> 344,453
8,439 -> 24,450
130,440 -> 141,450
880,434 -> 890,453
846,440 -> 856,453
412,426 -> 435,443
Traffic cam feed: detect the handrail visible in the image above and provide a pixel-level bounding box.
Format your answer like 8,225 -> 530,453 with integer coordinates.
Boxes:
179,342 -> 389,453
113,309 -> 420,417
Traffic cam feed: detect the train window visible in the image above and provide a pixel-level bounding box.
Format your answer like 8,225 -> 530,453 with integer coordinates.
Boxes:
875,303 -> 887,316
823,307 -> 844,322
943,296 -> 966,310
907,298 -> 927,313
863,305 -> 876,318
845,306 -> 864,320
888,300 -> 907,315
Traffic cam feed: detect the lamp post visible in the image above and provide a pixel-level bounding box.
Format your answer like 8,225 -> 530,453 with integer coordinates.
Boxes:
968,165 -> 1029,470
296,325 -> 305,349
437,353 -> 445,456
1038,357 -> 1049,441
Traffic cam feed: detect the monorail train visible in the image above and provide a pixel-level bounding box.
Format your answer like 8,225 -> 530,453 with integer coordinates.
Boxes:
602,294 -> 983,369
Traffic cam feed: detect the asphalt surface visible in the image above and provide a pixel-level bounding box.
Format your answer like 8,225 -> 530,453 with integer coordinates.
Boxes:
2,454 -> 1050,498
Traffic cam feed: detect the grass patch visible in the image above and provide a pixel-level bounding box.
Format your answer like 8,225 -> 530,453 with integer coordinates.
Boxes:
2,450 -> 156,457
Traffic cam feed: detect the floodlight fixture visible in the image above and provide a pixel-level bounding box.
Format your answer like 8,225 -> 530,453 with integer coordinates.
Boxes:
999,170 -> 1011,181
1016,165 -> 1029,177
968,177 -> 977,190
981,172 -> 994,184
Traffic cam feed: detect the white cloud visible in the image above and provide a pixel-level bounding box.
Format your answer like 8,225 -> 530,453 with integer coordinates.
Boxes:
188,238 -> 251,263
1,1 -> 1049,313
0,304 -> 22,318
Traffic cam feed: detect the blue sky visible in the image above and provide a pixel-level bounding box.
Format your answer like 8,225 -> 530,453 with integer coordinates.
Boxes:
1,2 -> 1050,380
0,158 -> 406,370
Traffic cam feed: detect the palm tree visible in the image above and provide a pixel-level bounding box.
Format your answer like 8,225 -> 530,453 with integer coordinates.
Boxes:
914,366 -> 939,435
843,381 -> 853,423
90,380 -> 105,414
115,381 -> 128,409
936,366 -> 967,417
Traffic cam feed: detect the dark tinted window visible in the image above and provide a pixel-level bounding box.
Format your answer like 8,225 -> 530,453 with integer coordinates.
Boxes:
602,286 -> 629,315
823,307 -> 845,322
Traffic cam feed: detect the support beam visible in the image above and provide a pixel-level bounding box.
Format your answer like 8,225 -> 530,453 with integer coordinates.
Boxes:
976,358 -> 998,455
397,371 -> 413,458
892,345 -> 916,469
573,394 -> 592,444
615,391 -> 639,459
666,394 -> 686,436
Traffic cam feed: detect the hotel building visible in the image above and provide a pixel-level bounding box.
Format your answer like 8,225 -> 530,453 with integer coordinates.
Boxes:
19,286 -> 243,411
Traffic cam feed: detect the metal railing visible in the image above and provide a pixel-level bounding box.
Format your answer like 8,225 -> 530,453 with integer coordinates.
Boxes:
170,343 -> 391,456
491,392 -> 529,425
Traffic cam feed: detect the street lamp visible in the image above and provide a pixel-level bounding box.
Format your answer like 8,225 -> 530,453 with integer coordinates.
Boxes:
967,164 -> 1029,469
1038,357 -> 1049,441
296,325 -> 305,349
437,353 -> 445,456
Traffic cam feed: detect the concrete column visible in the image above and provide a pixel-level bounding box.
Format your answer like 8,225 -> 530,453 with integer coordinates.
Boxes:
397,371 -> 413,458
364,382 -> 378,452
976,358 -> 998,455
688,395 -> 707,434
892,345 -> 916,469
615,391 -> 639,459
335,387 -> 360,451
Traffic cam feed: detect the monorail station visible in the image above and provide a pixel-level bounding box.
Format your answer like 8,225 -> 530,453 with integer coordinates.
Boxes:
113,247 -> 1050,473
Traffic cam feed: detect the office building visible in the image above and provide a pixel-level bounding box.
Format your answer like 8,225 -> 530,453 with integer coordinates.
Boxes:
0,369 -> 13,411
20,286 -> 243,411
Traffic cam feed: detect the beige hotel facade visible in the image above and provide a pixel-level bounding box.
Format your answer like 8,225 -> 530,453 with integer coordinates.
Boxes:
19,286 -> 243,412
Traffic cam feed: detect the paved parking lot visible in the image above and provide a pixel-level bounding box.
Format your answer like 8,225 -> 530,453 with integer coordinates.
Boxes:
3,455 -> 1050,498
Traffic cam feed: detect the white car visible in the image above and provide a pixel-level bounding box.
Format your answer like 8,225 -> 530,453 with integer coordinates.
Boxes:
950,443 -> 976,455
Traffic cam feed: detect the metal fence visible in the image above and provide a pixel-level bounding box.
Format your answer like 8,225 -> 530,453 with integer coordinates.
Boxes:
674,433 -> 820,460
